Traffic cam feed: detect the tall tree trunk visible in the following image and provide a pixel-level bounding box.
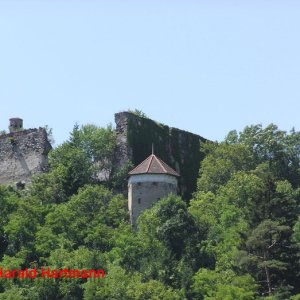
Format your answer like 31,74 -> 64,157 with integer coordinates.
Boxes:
264,251 -> 272,295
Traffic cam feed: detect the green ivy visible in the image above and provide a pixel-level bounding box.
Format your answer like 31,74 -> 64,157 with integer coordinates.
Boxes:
126,113 -> 206,200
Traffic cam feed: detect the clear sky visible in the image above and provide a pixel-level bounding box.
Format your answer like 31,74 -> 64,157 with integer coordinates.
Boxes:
1,1 -> 299,146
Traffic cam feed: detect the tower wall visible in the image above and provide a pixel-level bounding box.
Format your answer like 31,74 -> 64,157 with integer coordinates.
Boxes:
128,174 -> 177,224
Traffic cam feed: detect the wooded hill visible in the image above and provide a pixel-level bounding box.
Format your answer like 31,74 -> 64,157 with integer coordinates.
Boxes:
0,123 -> 299,299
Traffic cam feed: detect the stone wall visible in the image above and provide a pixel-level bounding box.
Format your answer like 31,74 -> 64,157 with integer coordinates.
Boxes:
114,112 -> 208,200
0,128 -> 52,185
0,112 -> 207,197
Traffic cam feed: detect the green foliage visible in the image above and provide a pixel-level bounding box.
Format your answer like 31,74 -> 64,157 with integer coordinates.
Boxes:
138,194 -> 199,259
136,194 -> 204,291
293,217 -> 300,246
84,262 -> 183,300
43,125 -> 54,145
29,123 -> 117,204
192,269 -> 257,300
126,279 -> 183,300
0,288 -> 27,300
29,166 -> 69,204
70,123 -> 116,168
0,187 -> 20,256
49,142 -> 95,193
1,122 -> 300,299
4,196 -> 47,261
109,160 -> 134,191
197,143 -> 254,193
225,124 -> 300,185
193,124 -> 300,298
237,220 -> 291,296
189,189 -> 248,272
128,109 -> 149,119
34,184 -> 128,257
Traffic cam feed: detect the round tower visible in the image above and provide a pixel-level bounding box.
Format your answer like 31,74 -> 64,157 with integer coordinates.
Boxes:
128,153 -> 179,225
9,118 -> 23,133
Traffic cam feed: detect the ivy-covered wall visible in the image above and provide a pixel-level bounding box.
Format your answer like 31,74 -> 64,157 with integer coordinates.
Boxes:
114,112 -> 207,200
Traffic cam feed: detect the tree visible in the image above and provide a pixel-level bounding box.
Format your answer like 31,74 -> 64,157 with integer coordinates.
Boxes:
35,184 -> 128,256
198,143 -> 254,193
137,194 -> 202,290
70,123 -> 116,181
191,268 -> 257,300
237,220 -> 290,296
49,142 -> 95,195
0,186 -> 20,257
226,124 -> 300,186
4,196 -> 46,261
293,217 -> 300,245
194,124 -> 300,297
29,123 -> 117,205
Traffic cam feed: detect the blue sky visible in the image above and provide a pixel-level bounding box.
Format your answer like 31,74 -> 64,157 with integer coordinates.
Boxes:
1,1 -> 299,146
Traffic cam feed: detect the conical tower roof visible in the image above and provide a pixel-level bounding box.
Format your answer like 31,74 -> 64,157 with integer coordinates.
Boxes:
128,154 -> 179,177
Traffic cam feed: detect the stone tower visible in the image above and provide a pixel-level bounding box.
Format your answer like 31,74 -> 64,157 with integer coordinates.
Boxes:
128,153 -> 179,225
9,118 -> 23,133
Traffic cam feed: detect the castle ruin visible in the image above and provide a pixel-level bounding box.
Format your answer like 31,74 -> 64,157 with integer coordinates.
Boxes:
114,112 -> 207,200
0,118 -> 52,186
0,113 -> 207,201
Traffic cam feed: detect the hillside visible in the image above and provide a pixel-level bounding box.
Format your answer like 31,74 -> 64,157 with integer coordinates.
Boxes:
0,120 -> 299,299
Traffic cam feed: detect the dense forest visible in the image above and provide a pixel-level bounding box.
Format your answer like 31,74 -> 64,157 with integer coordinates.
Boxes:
0,123 -> 300,299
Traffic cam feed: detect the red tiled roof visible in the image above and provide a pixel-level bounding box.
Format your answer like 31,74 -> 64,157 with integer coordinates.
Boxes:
128,154 -> 180,177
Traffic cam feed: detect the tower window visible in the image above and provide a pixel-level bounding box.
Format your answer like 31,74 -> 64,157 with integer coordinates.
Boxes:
138,182 -> 142,186
138,198 -> 141,204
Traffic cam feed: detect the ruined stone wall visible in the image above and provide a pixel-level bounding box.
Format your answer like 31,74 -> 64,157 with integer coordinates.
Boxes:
0,112 -> 206,196
0,128 -> 52,185
114,112 -> 208,200
114,112 -> 133,167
